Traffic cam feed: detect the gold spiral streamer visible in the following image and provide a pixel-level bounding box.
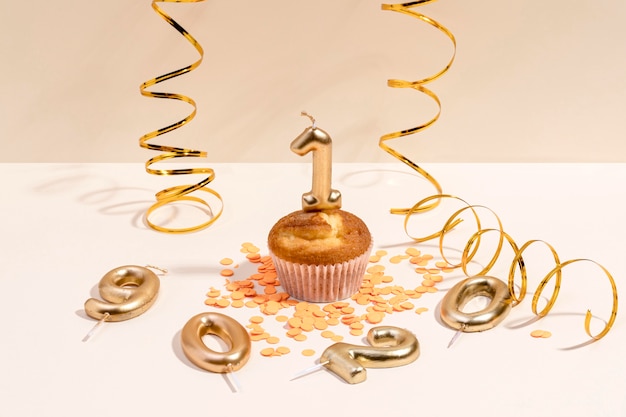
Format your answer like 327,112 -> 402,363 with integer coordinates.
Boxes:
403,193 -> 618,343
381,3 -> 618,342
380,1 -> 456,215
139,0 -> 223,234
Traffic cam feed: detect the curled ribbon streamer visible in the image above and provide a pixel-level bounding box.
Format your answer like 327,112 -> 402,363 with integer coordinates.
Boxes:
403,192 -> 618,342
139,0 -> 223,233
382,3 -> 618,341
380,1 -> 456,214
534,259 -> 617,340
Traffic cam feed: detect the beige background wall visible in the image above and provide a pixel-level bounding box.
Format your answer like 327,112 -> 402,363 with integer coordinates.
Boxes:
1,0 -> 624,163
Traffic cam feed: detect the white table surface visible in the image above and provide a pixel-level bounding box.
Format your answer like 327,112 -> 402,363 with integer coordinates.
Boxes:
1,162 -> 625,417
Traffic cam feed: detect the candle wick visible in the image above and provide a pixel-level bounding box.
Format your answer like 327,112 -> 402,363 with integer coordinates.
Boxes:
300,111 -> 316,128
290,360 -> 330,381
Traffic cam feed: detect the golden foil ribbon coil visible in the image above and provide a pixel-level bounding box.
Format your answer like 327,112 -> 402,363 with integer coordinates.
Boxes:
402,191 -> 618,343
380,1 -> 456,214
139,0 -> 223,233
381,2 -> 618,341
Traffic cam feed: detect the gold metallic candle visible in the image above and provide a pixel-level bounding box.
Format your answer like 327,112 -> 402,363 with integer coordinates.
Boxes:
318,326 -> 419,384
440,276 -> 512,333
84,265 -> 160,322
290,112 -> 342,211
180,312 -> 251,373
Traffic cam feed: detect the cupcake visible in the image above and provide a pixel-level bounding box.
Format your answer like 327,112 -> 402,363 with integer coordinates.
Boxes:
270,112 -> 373,302
268,208 -> 372,302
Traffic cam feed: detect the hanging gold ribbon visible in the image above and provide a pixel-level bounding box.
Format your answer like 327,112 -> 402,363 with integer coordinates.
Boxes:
381,1 -> 618,341
139,0 -> 222,233
380,1 -> 456,215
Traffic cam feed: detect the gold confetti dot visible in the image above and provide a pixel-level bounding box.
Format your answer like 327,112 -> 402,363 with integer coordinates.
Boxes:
286,328 -> 302,337
326,317 -> 339,326
216,299 -> 230,308
276,346 -> 291,355
530,329 -> 552,338
260,348 -> 275,357
405,248 -> 421,256
351,327 -> 364,336
351,320 -> 365,328
400,301 -> 414,310
231,291 -> 245,300
366,311 -> 384,324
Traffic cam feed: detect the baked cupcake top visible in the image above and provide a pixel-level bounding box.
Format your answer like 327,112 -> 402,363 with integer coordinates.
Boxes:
268,209 -> 371,265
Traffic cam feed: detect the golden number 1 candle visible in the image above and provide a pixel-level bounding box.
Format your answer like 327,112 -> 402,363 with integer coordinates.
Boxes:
290,112 -> 342,211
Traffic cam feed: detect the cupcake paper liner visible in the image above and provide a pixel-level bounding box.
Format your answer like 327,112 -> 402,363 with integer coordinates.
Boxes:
270,243 -> 373,303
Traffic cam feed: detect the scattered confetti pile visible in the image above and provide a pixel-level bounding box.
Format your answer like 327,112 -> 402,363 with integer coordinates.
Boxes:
204,243 -> 455,358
